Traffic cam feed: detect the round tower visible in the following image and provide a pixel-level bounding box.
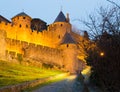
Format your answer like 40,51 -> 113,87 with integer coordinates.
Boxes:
59,32 -> 78,73
48,11 -> 72,47
11,12 -> 32,28
53,11 -> 71,33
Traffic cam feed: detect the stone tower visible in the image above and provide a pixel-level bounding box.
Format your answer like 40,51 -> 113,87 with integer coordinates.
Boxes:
11,12 -> 32,28
53,11 -> 71,33
60,32 -> 78,73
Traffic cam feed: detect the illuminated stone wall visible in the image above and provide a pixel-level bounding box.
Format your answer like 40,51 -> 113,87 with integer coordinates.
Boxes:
11,15 -> 31,28
4,38 -> 80,72
0,16 -> 86,73
0,30 -> 6,59
23,43 -> 64,67
0,21 -> 71,48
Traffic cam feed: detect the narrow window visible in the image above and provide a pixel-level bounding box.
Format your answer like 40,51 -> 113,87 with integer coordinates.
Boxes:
26,25 -> 28,28
67,44 -> 69,48
61,24 -> 63,27
19,24 -> 22,27
23,17 -> 25,19
58,35 -> 60,39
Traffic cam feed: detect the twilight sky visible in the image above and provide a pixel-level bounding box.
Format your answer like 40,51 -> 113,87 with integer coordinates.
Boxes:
0,0 -> 120,30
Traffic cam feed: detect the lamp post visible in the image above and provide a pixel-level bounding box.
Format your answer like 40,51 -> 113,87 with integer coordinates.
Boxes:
100,52 -> 104,57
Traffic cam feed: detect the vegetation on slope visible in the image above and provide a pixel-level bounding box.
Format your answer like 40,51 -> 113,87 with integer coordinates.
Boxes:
0,60 -> 62,87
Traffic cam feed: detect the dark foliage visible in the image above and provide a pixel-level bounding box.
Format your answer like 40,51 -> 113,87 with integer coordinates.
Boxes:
84,5 -> 120,92
86,33 -> 120,92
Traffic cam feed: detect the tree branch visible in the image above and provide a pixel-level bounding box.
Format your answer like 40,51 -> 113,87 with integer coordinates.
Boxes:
107,0 -> 120,9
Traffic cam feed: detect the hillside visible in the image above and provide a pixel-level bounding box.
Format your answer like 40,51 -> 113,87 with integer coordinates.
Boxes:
0,60 -> 62,87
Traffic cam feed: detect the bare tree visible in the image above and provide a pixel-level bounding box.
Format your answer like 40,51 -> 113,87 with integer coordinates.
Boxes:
83,5 -> 120,92
82,6 -> 120,40
107,0 -> 120,9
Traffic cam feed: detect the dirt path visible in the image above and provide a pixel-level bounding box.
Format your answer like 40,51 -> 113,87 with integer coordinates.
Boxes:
32,75 -> 85,92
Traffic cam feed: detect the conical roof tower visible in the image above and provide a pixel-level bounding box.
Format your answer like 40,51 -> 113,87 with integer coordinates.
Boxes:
54,11 -> 66,22
61,32 -> 76,44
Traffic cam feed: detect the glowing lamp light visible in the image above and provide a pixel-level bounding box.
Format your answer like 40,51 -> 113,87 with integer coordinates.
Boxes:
100,52 -> 104,56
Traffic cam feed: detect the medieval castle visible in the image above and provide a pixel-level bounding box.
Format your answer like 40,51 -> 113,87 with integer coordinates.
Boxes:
0,11 -> 86,73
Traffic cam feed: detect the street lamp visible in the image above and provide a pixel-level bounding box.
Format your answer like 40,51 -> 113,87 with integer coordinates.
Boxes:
100,52 -> 104,56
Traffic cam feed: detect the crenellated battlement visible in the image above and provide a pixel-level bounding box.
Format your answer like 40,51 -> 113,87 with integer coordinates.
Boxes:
0,11 -> 86,73
5,37 -> 65,66
5,37 -> 62,55
0,19 -> 71,48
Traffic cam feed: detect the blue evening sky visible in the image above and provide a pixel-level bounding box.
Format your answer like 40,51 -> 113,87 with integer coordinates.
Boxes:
0,0 -> 120,30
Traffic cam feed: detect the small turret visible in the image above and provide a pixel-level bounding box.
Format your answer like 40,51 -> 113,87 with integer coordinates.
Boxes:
60,32 -> 77,73
11,12 -> 32,28
61,32 -> 76,45
54,11 -> 66,23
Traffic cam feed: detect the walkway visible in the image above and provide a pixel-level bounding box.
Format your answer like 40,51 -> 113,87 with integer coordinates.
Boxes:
32,66 -> 101,92
32,75 -> 87,92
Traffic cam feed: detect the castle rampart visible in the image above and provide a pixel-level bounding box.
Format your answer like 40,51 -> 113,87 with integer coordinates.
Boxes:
0,20 -> 72,48
0,11 -> 86,73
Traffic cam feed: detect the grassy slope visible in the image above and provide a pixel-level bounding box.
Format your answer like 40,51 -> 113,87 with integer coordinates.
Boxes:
0,60 -> 62,87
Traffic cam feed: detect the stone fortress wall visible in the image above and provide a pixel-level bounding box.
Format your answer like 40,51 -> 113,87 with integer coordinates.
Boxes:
0,11 -> 86,73
0,21 -> 71,48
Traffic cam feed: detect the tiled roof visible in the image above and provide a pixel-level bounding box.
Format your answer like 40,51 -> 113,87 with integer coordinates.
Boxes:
12,12 -> 31,19
32,18 -> 46,24
0,15 -> 11,23
61,32 -> 76,44
54,11 -> 66,22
